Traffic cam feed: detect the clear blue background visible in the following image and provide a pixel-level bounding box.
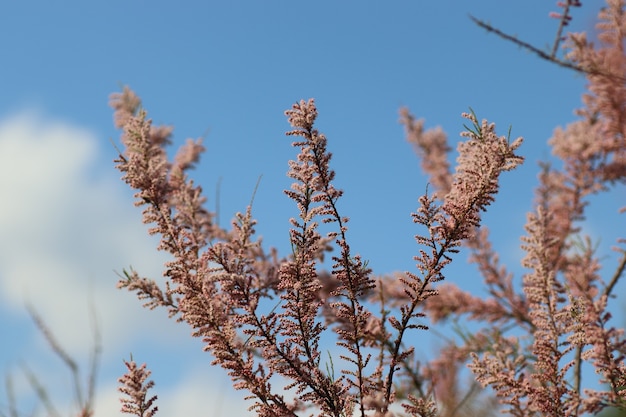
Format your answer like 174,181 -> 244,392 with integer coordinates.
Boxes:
0,1 -> 623,416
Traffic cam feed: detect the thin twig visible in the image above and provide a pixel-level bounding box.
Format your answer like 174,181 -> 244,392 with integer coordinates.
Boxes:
469,14 -> 626,83
604,250 -> 626,298
85,299 -> 102,416
573,345 -> 582,416
450,381 -> 481,417
551,1 -> 574,58
215,176 -> 222,228
24,303 -> 102,417
25,305 -> 83,406
19,363 -> 61,417
470,15 -> 587,74
3,374 -> 19,417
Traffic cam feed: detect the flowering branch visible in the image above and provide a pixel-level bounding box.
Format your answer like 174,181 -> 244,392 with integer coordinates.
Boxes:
118,358 -> 158,417
109,3 -> 626,415
388,111 -> 524,415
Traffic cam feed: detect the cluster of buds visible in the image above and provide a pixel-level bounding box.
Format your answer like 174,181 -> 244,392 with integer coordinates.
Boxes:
549,0 -> 583,25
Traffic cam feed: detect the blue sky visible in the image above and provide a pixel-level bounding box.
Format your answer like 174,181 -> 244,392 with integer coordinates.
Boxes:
0,1 -> 624,416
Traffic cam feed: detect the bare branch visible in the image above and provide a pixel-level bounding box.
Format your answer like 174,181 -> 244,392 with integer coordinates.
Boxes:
469,14 -> 626,83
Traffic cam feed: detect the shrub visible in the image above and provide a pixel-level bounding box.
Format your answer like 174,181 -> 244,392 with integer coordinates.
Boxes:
114,2 -> 626,415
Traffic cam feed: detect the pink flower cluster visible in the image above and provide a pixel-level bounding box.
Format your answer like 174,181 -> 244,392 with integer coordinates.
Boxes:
113,2 -> 626,416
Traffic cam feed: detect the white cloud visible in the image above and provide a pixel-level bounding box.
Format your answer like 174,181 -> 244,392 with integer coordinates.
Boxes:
0,111 -> 176,356
155,368 -> 250,417
0,111 -> 239,415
